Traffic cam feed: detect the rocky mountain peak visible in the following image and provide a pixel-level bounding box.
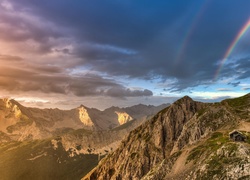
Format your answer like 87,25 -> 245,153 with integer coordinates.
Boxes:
2,98 -> 13,108
0,98 -> 22,118
173,95 -> 193,104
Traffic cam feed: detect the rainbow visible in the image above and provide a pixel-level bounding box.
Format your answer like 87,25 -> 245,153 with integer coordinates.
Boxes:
214,18 -> 250,79
175,1 -> 210,65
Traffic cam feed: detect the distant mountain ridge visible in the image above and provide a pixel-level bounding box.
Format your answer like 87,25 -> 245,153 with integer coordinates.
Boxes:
0,98 -> 169,142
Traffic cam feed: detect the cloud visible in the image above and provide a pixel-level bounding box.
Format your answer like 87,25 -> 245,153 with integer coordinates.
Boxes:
67,74 -> 153,98
193,96 -> 232,103
3,0 -> 200,82
106,87 -> 153,98
0,1 -> 67,54
216,88 -> 232,91
239,83 -> 250,91
0,65 -> 152,98
228,81 -> 240,87
0,54 -> 23,61
218,57 -> 250,83
67,74 -> 119,97
0,0 -> 249,108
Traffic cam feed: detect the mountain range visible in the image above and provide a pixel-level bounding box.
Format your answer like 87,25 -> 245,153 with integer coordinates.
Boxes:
0,98 -> 168,142
1,94 -> 250,180
0,98 -> 169,180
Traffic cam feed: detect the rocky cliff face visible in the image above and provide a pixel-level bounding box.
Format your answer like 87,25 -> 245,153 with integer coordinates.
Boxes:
83,94 -> 250,180
78,106 -> 95,127
115,111 -> 133,125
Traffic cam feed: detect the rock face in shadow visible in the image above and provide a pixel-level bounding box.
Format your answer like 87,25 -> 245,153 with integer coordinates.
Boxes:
83,94 -> 250,180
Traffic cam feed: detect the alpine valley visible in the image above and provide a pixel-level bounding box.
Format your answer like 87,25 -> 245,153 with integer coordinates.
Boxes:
0,98 -> 168,180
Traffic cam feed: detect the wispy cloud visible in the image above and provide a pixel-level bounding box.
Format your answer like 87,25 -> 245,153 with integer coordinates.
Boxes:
216,88 -> 232,91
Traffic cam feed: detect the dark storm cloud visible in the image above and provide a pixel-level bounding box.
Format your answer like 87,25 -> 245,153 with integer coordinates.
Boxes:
11,0 -> 190,48
106,87 -> 153,98
72,43 -> 137,62
67,74 -> 119,96
4,0 -> 250,91
62,74 -> 153,98
0,66 -> 152,98
234,57 -> 250,80
0,2 -> 64,53
218,57 -> 250,83
228,81 -> 240,87
8,0 -> 193,75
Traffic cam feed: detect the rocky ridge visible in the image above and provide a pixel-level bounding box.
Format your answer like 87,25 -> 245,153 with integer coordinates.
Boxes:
83,94 -> 250,180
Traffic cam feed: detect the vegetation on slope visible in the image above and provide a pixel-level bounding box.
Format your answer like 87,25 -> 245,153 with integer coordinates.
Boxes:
222,93 -> 250,121
0,139 -> 98,180
186,130 -> 250,179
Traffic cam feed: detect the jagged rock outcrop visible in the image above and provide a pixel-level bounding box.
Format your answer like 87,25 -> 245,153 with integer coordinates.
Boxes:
78,106 -> 95,127
83,94 -> 250,180
115,111 -> 133,125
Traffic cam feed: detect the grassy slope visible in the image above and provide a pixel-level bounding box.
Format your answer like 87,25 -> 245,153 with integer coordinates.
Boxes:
186,94 -> 250,178
186,131 -> 250,179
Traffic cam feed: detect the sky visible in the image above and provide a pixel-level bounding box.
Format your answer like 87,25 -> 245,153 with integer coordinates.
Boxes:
0,0 -> 250,110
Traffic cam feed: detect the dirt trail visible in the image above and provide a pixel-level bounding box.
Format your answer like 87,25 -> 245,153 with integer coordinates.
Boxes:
164,147 -> 194,180
167,137 -> 211,179
171,150 -> 189,175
